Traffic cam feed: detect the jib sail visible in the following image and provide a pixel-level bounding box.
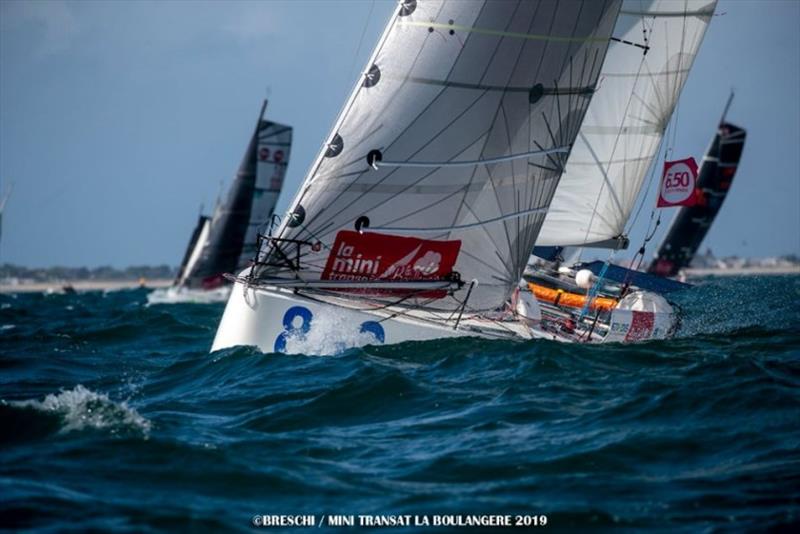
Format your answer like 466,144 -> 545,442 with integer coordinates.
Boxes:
536,0 -> 717,249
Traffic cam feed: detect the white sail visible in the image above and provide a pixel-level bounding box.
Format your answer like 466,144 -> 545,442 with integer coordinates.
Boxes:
177,217 -> 211,288
255,0 -> 621,312
536,0 -> 716,248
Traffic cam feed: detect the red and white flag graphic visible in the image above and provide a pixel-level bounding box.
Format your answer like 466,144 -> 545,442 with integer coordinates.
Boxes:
657,157 -> 700,208
321,230 -> 461,298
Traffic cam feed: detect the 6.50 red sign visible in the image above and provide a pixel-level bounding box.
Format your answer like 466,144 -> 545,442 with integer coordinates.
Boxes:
658,157 -> 699,208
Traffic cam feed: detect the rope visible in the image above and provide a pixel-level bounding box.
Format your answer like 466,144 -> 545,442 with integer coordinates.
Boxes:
578,251 -> 615,322
346,0 -> 376,92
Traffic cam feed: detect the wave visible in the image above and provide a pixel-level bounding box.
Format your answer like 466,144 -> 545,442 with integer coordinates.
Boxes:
3,385 -> 151,437
1,279 -> 798,531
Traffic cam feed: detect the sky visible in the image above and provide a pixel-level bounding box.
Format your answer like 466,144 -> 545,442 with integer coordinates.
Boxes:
1,0 -> 798,268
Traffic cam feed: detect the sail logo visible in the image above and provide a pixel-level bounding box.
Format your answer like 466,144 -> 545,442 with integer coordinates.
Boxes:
321,230 -> 461,286
658,157 -> 700,207
258,147 -> 285,163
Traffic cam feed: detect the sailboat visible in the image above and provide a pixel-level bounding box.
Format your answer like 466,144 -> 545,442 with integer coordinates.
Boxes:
149,100 -> 293,304
524,0 -> 717,342
648,93 -> 746,278
211,0 -> 623,353
0,183 -> 10,259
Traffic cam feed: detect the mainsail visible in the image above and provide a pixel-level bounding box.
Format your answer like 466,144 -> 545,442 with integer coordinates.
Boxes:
648,119 -> 746,276
254,0 -> 621,312
536,0 -> 717,249
180,101 -> 293,289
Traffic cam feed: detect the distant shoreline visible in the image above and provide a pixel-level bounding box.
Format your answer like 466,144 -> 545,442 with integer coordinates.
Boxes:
0,279 -> 173,294
2,266 -> 798,295
682,265 -> 800,277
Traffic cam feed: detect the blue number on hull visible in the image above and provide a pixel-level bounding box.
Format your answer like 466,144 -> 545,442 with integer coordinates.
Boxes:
273,307 -> 387,353
274,306 -> 313,352
359,321 -> 385,343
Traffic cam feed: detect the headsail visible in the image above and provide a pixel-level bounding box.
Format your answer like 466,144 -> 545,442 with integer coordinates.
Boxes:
254,0 -> 621,311
536,0 -> 717,248
181,101 -> 293,289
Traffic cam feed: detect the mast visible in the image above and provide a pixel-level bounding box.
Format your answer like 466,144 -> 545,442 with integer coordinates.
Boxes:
719,89 -> 734,126
255,0 -> 622,312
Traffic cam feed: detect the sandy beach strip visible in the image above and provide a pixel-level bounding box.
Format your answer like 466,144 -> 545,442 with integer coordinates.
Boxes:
682,266 -> 800,278
0,279 -> 173,294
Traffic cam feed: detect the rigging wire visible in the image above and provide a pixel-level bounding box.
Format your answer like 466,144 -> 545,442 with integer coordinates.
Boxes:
346,0 -> 376,95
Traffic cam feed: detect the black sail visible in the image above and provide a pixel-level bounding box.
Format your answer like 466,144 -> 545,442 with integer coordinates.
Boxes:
648,122 -> 746,277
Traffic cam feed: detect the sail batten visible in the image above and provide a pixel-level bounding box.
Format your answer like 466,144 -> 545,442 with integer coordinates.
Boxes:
536,0 -> 717,248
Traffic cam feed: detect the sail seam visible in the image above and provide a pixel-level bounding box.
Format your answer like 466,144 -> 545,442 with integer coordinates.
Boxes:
397,20 -> 611,43
370,206 -> 548,233
375,146 -> 570,168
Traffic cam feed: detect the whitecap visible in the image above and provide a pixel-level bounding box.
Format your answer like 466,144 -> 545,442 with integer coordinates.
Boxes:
10,385 -> 151,436
146,286 -> 230,305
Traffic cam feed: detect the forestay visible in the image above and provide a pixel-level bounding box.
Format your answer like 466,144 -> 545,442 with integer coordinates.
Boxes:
256,0 -> 621,311
536,0 -> 716,248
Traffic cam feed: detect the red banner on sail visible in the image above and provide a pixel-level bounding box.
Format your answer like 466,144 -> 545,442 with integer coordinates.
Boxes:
657,157 -> 700,208
321,231 -> 461,296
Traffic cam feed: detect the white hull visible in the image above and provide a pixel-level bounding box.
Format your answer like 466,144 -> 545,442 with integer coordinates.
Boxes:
211,282 -> 544,354
211,282 -> 677,354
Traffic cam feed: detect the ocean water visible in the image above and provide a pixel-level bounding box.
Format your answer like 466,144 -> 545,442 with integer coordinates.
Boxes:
1,276 -> 798,532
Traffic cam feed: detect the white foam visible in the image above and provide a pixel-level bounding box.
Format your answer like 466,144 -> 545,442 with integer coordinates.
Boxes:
12,385 -> 151,435
283,309 -> 384,355
146,286 -> 231,305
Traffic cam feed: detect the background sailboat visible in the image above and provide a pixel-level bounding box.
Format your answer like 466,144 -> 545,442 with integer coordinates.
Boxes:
149,100 -> 292,304
649,94 -> 746,277
0,183 -> 11,260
